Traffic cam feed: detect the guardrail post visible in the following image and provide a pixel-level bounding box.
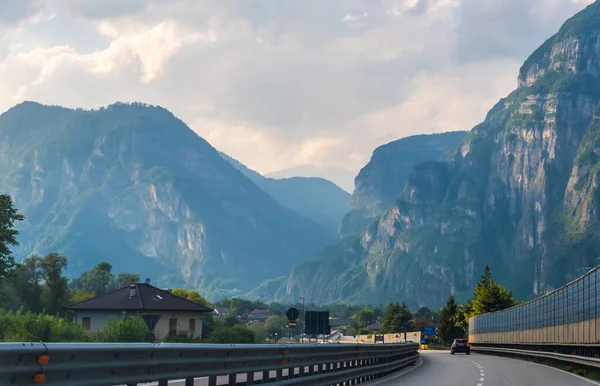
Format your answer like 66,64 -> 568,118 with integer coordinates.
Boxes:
208,375 -> 217,386
247,370 -> 255,385
228,373 -> 236,386
262,369 -> 269,383
185,377 -> 194,386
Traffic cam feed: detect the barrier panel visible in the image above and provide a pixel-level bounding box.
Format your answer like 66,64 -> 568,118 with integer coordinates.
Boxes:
0,341 -> 419,386
469,265 -> 600,346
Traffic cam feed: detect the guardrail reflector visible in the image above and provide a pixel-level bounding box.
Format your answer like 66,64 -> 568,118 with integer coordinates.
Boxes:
33,373 -> 46,383
37,355 -> 49,365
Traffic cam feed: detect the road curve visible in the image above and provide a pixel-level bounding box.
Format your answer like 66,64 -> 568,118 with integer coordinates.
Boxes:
376,350 -> 600,386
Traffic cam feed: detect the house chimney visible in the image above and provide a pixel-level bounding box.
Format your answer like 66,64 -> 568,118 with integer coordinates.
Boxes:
129,284 -> 136,297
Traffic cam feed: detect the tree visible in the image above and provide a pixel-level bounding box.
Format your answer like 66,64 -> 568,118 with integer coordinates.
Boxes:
38,253 -> 69,315
0,194 -> 24,283
171,288 -> 212,307
452,300 -> 472,334
470,265 -> 515,317
70,262 -> 116,296
354,308 -> 376,327
264,315 -> 288,336
480,264 -> 492,287
206,324 -> 255,344
452,265 -> 516,336
116,273 -> 140,288
438,295 -> 464,345
381,302 -> 412,333
248,323 -> 269,343
10,255 -> 44,313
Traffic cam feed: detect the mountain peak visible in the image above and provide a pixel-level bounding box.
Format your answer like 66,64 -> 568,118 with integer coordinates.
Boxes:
518,0 -> 600,88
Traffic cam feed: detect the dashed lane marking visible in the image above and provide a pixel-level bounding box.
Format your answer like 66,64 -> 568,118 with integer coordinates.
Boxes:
458,357 -> 485,386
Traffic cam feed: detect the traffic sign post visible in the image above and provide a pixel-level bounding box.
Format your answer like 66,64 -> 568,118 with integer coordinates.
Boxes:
286,307 -> 300,320
286,307 -> 300,342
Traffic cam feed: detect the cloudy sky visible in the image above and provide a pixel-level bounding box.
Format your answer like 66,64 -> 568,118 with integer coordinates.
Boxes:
0,0 -> 593,191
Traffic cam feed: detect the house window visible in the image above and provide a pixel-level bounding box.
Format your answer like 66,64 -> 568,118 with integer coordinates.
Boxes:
82,317 -> 91,331
189,319 -> 196,333
169,318 -> 177,336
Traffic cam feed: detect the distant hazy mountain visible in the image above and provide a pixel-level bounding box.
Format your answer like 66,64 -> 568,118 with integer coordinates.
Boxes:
265,165 -> 356,193
219,152 -> 351,232
0,101 -> 337,300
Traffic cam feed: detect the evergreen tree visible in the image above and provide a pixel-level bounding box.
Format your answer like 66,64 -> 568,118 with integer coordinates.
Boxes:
381,302 -> 412,333
453,265 -> 515,336
438,295 -> 464,344
479,264 -> 492,287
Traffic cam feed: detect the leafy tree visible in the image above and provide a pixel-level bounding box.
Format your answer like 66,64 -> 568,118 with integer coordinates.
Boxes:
69,291 -> 95,304
452,300 -> 472,334
10,255 -> 44,313
214,298 -> 269,316
206,324 -> 255,344
438,295 -> 464,344
354,308 -> 376,327
264,315 -> 288,336
345,324 -> 358,337
39,253 -> 69,315
248,323 -> 269,343
70,262 -> 116,296
221,314 -> 242,327
171,288 -> 212,307
116,273 -> 140,288
411,317 -> 432,333
0,194 -> 24,283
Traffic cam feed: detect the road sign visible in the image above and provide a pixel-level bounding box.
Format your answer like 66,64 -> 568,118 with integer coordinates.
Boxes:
423,326 -> 437,336
286,307 -> 300,320
288,320 -> 297,328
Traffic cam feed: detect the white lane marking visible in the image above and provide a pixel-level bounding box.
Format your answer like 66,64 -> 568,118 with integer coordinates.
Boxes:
366,357 -> 423,386
458,356 -> 485,385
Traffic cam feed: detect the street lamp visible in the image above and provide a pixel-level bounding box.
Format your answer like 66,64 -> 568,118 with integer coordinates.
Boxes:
299,297 -> 306,344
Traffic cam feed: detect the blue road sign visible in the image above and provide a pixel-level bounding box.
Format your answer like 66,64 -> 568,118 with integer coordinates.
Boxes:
423,326 -> 437,336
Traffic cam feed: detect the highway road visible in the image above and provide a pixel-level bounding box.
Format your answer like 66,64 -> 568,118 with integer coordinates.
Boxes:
135,350 -> 600,386
376,351 -> 600,386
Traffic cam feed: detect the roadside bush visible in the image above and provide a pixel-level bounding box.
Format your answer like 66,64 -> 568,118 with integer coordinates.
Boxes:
0,308 -> 87,342
96,313 -> 148,342
163,331 -> 202,343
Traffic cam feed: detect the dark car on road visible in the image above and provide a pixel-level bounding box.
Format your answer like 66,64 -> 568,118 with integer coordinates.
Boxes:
450,338 -> 470,355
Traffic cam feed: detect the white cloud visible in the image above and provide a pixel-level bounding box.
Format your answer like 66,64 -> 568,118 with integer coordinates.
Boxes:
0,0 -> 593,186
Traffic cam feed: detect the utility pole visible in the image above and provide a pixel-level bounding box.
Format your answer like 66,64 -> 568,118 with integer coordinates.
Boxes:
299,297 -> 306,344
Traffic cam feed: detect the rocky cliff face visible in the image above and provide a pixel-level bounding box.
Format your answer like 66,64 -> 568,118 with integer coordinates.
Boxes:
341,132 -> 467,236
0,102 -> 336,299
278,0 -> 600,308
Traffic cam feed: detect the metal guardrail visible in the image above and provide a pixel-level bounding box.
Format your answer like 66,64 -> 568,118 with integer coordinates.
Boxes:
472,346 -> 600,369
1,342 -> 419,386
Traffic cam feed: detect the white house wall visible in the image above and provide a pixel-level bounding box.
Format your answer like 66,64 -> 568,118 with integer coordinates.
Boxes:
74,311 -> 205,340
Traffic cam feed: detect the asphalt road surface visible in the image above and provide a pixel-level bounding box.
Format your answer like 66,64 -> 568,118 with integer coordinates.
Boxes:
376,351 -> 600,386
